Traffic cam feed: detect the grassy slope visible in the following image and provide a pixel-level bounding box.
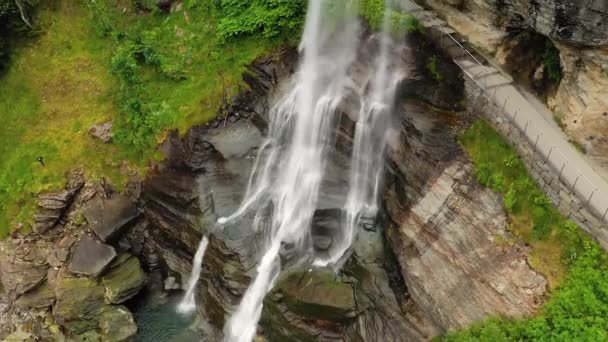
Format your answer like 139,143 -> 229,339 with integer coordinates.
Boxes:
0,0 -> 287,237
0,1 -> 125,235
442,120 -> 608,341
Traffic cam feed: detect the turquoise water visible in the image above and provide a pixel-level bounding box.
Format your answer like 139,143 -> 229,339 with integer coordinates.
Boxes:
131,290 -> 204,342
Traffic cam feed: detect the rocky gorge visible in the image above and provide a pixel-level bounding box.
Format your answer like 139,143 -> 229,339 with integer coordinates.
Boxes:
0,20 -> 554,341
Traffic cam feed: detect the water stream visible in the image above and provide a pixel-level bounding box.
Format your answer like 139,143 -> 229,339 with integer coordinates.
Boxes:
180,1 -> 401,341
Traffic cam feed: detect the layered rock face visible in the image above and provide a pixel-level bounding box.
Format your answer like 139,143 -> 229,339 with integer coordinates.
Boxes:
136,34 -> 547,341
422,0 -> 608,172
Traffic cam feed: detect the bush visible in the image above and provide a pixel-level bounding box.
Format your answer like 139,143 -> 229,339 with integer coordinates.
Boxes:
217,0 -> 305,40
504,184 -> 517,213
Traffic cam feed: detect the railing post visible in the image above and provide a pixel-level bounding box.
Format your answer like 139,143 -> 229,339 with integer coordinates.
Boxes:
558,161 -> 566,181
602,207 -> 608,223
534,134 -> 542,150
587,188 -> 598,206
571,174 -> 582,192
513,109 -> 519,123
524,121 -> 530,134
545,146 -> 554,162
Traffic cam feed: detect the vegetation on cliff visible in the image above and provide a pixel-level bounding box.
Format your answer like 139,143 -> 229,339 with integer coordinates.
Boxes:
0,0 -> 301,237
444,120 -> 608,341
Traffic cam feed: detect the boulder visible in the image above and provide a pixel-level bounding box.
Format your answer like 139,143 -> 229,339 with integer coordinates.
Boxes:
67,235 -> 116,277
99,305 -> 138,342
88,121 -> 113,143
82,195 -> 140,242
101,254 -> 145,304
53,273 -> 106,334
275,271 -> 355,321
15,282 -> 55,309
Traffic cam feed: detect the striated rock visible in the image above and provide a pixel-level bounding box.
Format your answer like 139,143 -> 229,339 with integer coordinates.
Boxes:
386,158 -> 546,330
67,235 -> 116,278
0,238 -> 48,296
53,273 -> 106,334
99,305 -> 138,342
82,195 -> 140,242
88,121 -> 113,143
32,171 -> 85,234
46,235 -> 76,268
15,282 -> 55,309
101,253 -> 145,304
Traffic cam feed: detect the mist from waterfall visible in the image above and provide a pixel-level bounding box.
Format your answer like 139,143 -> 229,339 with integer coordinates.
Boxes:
179,0 -> 402,341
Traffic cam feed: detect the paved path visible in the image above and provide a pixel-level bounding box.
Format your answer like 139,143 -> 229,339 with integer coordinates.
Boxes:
399,0 -> 608,223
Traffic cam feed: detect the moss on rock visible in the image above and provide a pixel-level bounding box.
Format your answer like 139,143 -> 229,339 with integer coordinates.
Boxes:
275,271 -> 355,321
53,273 -> 106,334
101,253 -> 145,304
15,281 -> 55,309
99,305 -> 138,342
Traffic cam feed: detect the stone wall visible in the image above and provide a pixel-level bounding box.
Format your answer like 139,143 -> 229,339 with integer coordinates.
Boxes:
464,77 -> 608,248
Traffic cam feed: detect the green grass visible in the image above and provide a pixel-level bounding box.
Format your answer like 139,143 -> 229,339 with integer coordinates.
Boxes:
0,0 -> 292,237
441,120 -> 608,341
0,1 -> 128,237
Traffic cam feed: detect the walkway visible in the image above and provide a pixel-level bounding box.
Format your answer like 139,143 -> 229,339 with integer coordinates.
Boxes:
398,0 -> 608,224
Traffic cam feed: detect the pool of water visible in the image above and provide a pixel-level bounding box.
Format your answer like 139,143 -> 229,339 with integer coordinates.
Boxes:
130,290 -> 205,342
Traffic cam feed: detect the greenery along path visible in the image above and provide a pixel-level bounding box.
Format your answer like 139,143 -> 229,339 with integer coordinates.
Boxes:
442,120 -> 608,341
0,0 -> 304,238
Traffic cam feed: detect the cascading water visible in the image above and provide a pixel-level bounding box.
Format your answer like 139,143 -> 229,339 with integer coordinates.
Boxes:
177,235 -> 209,314
314,7 -> 401,267
179,0 -> 403,341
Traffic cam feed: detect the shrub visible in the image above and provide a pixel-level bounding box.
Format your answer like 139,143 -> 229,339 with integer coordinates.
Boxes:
504,184 -> 517,213
217,0 -> 305,40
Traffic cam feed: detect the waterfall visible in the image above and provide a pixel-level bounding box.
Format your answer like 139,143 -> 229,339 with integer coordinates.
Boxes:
314,5 -> 401,267
222,2 -> 359,341
179,0 -> 403,340
177,235 -> 209,314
